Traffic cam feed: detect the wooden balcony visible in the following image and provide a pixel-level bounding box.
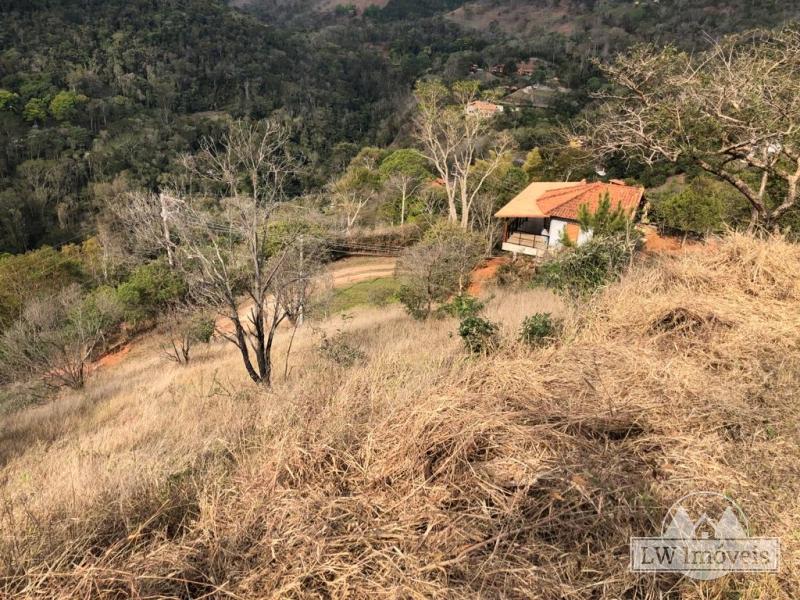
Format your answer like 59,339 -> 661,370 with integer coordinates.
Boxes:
501,231 -> 550,257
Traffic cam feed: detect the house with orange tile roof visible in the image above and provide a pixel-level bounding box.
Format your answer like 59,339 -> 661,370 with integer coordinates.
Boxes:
494,179 -> 645,257
466,100 -> 504,118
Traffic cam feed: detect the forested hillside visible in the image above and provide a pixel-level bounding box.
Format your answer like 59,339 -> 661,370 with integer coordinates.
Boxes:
2,0 -> 800,254
0,0 -> 476,252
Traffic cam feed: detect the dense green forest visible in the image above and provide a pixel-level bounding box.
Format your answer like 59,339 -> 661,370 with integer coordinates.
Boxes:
0,0 -> 483,251
2,0 -> 800,253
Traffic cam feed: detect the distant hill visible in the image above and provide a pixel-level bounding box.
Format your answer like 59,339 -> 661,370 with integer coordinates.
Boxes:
448,0 -> 800,54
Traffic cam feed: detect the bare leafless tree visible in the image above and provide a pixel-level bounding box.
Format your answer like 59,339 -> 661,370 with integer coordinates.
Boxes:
184,118 -> 292,206
583,27 -> 800,227
0,286 -> 121,389
106,190 -> 180,267
414,79 -> 514,229
160,309 -> 214,366
159,119 -> 321,386
332,185 -> 376,233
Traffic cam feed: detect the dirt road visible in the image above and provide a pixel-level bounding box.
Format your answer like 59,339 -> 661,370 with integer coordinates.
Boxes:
327,257 -> 397,287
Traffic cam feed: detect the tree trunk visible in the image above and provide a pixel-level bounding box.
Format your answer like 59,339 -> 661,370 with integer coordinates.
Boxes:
159,193 -> 175,269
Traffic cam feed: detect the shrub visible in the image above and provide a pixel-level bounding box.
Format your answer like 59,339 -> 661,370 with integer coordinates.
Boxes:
116,261 -> 187,324
496,258 -> 536,287
397,284 -> 430,321
397,221 -> 484,320
319,331 -> 366,367
162,311 -> 215,365
519,313 -> 561,348
458,316 -> 499,355
0,285 -> 117,389
318,319 -> 366,367
439,294 -> 485,319
187,314 -> 215,344
535,234 -> 637,298
0,246 -> 84,330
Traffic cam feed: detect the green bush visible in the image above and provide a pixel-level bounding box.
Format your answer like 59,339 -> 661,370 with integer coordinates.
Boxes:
187,314 -> 215,344
535,235 -> 637,298
650,181 -> 727,236
82,285 -> 125,331
439,294 -> 485,319
116,261 -> 187,324
397,221 -> 484,320
397,284 -> 429,321
319,331 -> 365,367
458,316 -> 499,355
519,313 -> 561,348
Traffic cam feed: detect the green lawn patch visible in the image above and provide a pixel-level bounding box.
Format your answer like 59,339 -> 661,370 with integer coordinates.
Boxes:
323,278 -> 402,315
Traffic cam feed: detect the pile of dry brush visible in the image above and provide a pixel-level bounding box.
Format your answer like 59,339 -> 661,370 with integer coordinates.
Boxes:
4,234 -> 800,599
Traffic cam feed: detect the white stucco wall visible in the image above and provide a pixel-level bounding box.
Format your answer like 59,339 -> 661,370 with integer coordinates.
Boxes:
548,218 -> 593,248
548,219 -> 567,247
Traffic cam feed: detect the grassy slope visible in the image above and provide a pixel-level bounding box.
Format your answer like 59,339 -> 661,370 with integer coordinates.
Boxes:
2,235 -> 800,598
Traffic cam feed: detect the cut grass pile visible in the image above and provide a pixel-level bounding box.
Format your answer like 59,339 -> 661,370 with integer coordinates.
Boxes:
1,234 -> 798,599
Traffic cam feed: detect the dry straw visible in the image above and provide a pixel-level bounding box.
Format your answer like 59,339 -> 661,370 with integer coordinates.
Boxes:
1,233 -> 798,599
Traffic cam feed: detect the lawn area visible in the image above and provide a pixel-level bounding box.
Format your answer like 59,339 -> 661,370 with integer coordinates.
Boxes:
321,277 -> 403,315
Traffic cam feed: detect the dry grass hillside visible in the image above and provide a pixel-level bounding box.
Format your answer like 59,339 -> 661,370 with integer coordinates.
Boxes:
2,234 -> 799,598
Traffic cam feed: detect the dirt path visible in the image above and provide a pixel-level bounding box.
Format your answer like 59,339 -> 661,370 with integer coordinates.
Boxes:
328,257 -> 397,286
90,257 -> 400,373
468,257 -> 510,296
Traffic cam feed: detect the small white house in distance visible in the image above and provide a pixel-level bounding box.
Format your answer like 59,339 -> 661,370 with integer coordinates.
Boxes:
465,100 -> 504,117
494,180 -> 645,257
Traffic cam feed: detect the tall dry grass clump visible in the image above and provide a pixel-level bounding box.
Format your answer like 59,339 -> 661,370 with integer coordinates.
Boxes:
1,234 -> 799,599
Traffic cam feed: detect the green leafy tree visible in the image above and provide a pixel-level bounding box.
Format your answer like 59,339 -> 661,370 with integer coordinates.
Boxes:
522,148 -> 544,182
48,90 -> 89,121
576,192 -> 631,237
0,90 -> 19,111
22,98 -> 48,123
379,149 -> 432,225
651,178 -> 731,236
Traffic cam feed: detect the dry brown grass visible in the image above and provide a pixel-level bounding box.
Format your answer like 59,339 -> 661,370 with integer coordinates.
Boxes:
1,233 -> 799,599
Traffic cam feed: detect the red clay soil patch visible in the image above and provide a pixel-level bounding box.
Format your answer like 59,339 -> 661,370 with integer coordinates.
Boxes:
90,344 -> 132,374
642,226 -> 716,254
643,227 -> 683,253
469,257 -> 510,296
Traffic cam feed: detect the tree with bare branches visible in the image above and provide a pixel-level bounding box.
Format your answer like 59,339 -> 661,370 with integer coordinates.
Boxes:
329,151 -> 382,234
413,79 -> 514,229
0,286 -> 121,389
160,310 -> 215,366
584,26 -> 800,227
165,118 -> 320,386
106,190 -> 180,268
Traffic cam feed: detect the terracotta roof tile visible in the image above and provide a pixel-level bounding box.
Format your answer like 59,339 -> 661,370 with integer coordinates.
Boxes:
537,182 -> 644,220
